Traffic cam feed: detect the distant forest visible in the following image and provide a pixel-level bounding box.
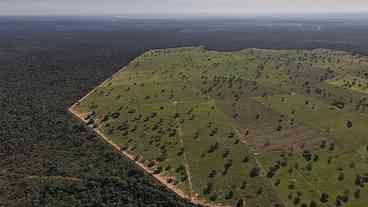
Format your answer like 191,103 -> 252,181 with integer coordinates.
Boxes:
2,16 -> 368,206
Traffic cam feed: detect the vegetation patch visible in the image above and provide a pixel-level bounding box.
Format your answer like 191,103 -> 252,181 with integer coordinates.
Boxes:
71,47 -> 368,207
326,75 -> 368,94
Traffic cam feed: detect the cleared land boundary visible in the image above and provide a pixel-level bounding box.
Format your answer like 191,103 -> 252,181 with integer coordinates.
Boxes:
69,94 -> 230,207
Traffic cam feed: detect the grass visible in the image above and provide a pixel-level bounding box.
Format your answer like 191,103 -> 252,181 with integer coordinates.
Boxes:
326,74 -> 368,94
254,94 -> 368,151
72,47 -> 368,207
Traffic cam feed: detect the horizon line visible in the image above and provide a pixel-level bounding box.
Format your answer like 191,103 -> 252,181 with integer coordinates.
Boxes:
1,10 -> 368,20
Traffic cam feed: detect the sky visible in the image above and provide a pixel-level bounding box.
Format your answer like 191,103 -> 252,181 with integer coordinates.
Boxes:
1,0 -> 368,16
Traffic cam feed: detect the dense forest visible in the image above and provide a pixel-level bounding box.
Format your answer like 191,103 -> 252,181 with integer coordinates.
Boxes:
2,16 -> 368,206
0,17 -> 196,207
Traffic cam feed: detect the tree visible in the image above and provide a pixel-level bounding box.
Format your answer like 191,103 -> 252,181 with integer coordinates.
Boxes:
320,192 -> 329,203
203,182 -> 213,195
250,167 -> 260,178
208,142 -> 219,153
233,113 -> 239,119
256,114 -> 261,119
153,166 -> 163,174
242,156 -> 249,163
208,170 -> 217,178
209,193 -> 217,201
222,160 -> 233,175
320,140 -> 327,149
302,150 -> 312,161
355,175 -> 363,187
309,200 -> 317,207
276,125 -> 282,131
346,120 -> 353,128
257,187 -> 263,195
224,191 -> 234,200
338,172 -> 345,181
235,199 -> 244,207
228,132 -> 235,138
313,154 -> 319,162
222,149 -> 230,158
288,183 -> 295,190
354,189 -> 361,199
240,181 -> 247,189
306,163 -> 312,171
274,179 -> 281,186
293,197 -> 301,205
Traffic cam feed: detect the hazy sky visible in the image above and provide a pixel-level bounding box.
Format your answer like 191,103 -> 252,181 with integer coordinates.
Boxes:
1,0 -> 368,16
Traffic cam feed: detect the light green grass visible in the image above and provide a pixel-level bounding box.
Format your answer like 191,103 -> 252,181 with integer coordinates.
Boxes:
72,47 -> 368,207
326,75 -> 368,94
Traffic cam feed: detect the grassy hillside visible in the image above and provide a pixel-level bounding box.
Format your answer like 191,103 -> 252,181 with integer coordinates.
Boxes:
71,47 -> 368,207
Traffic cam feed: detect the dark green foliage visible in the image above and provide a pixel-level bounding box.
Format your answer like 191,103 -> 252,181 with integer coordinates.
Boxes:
4,17 -> 368,207
346,120 -> 353,128
0,21 -> 196,207
203,182 -> 213,195
249,167 -> 260,178
320,192 -> 329,203
224,191 -> 234,200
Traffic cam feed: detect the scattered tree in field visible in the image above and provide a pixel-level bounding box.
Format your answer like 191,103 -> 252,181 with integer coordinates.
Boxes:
209,193 -> 217,201
222,159 -> 233,175
242,156 -> 249,163
222,149 -> 230,158
302,150 -> 312,161
208,142 -> 219,153
306,163 -> 312,171
208,169 -> 217,178
320,140 -> 327,149
255,114 -> 261,120
276,125 -> 282,131
153,166 -> 163,174
320,192 -> 329,203
288,183 -> 295,190
228,132 -> 235,138
250,167 -> 260,178
274,179 -> 281,186
203,182 -> 213,195
346,120 -> 353,128
224,191 -> 234,200
309,200 -> 317,207
293,196 -> 301,205
177,147 -> 184,156
288,193 -> 293,200
354,189 -> 361,199
240,180 -> 247,189
349,161 -> 356,169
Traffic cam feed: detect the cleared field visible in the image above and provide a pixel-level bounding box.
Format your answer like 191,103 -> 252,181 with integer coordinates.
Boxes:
71,47 -> 368,207
326,75 -> 368,94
